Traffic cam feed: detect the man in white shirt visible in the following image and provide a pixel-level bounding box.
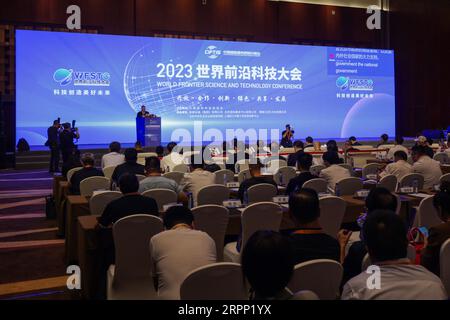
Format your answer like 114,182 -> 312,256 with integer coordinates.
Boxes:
342,210 -> 447,300
180,154 -> 215,206
411,145 -> 442,189
379,150 -> 412,181
386,136 -> 409,161
150,206 -> 216,300
101,141 -> 125,168
161,142 -> 185,172
319,151 -> 351,192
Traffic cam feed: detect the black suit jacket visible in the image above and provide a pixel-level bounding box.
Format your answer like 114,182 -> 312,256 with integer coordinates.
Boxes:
137,111 -> 150,118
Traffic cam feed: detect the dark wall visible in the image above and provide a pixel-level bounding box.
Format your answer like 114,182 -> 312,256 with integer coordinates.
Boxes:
1,0 -> 449,137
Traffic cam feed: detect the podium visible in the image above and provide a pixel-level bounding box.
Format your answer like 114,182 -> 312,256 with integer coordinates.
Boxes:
136,117 -> 161,147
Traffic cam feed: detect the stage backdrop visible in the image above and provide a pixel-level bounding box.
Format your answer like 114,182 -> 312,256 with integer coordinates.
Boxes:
16,30 -> 395,146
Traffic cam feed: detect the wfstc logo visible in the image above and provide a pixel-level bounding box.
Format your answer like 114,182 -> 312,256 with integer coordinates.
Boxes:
53,68 -> 111,86
204,45 -> 221,59
336,76 -> 349,90
336,76 -> 373,91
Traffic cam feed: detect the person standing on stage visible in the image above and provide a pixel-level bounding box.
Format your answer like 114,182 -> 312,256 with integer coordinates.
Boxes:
59,122 -> 79,164
280,124 -> 295,148
46,120 -> 61,173
137,105 -> 150,118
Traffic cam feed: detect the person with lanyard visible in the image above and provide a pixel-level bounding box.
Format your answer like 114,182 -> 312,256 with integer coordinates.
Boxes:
288,188 -> 340,264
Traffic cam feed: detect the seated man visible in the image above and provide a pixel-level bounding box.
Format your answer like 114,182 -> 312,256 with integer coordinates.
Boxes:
287,140 -> 304,167
180,155 -> 215,206
379,150 -> 412,181
69,153 -> 103,195
98,173 -> 158,227
101,141 -> 125,169
340,187 -> 397,284
348,136 -> 362,146
342,210 -> 447,300
238,159 -> 277,202
139,156 -> 187,204
411,145 -> 442,189
288,188 -> 340,264
111,148 -> 145,185
286,153 -> 317,195
386,136 -> 409,160
160,142 -> 184,172
319,151 -> 351,192
304,136 -> 314,150
376,133 -> 390,148
421,181 -> 450,275
150,206 -> 216,299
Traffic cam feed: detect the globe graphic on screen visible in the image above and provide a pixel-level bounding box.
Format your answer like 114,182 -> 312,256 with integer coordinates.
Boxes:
340,93 -> 395,138
123,45 -> 179,116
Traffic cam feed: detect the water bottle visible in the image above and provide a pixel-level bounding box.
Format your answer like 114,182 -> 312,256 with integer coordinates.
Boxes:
412,178 -> 419,193
188,192 -> 194,209
279,172 -> 284,186
335,183 -> 340,197
243,189 -> 249,206
223,173 -> 228,185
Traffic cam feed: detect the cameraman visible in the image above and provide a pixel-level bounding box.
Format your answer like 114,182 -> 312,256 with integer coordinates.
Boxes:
59,122 -> 80,163
46,119 -> 61,173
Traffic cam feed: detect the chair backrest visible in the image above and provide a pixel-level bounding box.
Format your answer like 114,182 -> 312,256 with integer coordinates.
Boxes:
318,196 -> 346,238
247,183 -> 278,204
440,173 -> 450,184
440,238 -> 450,296
102,165 -> 117,180
434,152 -> 450,165
89,191 -> 122,216
173,163 -> 189,173
287,259 -> 343,300
214,169 -> 235,185
141,188 -> 178,212
362,244 -> 417,270
273,166 -> 297,186
79,176 -> 111,196
291,290 -> 320,300
362,163 -> 380,179
335,177 -> 363,196
302,178 -> 328,193
266,159 -> 288,174
241,202 -> 283,249
398,173 -> 424,189
67,167 -> 82,182
338,163 -> 353,175
136,152 -> 157,165
235,160 -> 250,173
197,184 -> 230,206
112,215 -> 163,287
136,174 -> 146,182
192,205 -> 230,261
378,174 -> 398,192
238,169 -> 251,183
163,171 -> 185,184
310,164 -> 325,176
180,262 -> 247,300
414,195 -> 443,228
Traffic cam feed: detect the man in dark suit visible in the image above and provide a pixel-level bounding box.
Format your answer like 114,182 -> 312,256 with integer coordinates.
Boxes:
238,159 -> 277,202
46,120 -> 61,172
287,140 -> 304,167
59,123 -> 79,163
280,124 -> 294,148
69,153 -> 103,195
137,105 -> 150,118
111,148 -> 145,185
286,153 -> 317,195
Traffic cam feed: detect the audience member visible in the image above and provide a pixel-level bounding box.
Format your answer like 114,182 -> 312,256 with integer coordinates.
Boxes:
340,187 -> 397,284
69,153 -> 103,195
304,136 -> 314,149
180,155 -> 215,206
288,189 -> 340,264
238,159 -> 277,202
421,181 -> 450,275
155,145 -> 164,158
286,153 -> 316,195
134,141 -> 144,153
111,148 -> 145,185
411,145 -> 442,189
348,136 -> 362,146
342,210 -> 447,300
319,151 -> 351,192
160,142 -> 184,172
150,206 -> 216,299
287,140 -> 304,167
387,136 -> 408,160
415,135 -> 435,158
377,133 -> 390,147
242,231 -> 295,300
101,141 -> 125,168
379,150 -> 412,181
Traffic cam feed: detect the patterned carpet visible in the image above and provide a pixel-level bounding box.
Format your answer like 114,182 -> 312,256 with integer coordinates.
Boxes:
0,169 -> 71,299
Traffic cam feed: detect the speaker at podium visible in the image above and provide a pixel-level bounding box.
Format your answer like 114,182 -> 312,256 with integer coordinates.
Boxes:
136,117 -> 161,147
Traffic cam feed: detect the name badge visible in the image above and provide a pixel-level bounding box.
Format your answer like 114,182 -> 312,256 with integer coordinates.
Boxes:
223,200 -> 242,208
355,190 -> 370,198
399,187 -> 414,194
162,203 -> 181,212
273,196 -> 289,204
226,182 -> 240,188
